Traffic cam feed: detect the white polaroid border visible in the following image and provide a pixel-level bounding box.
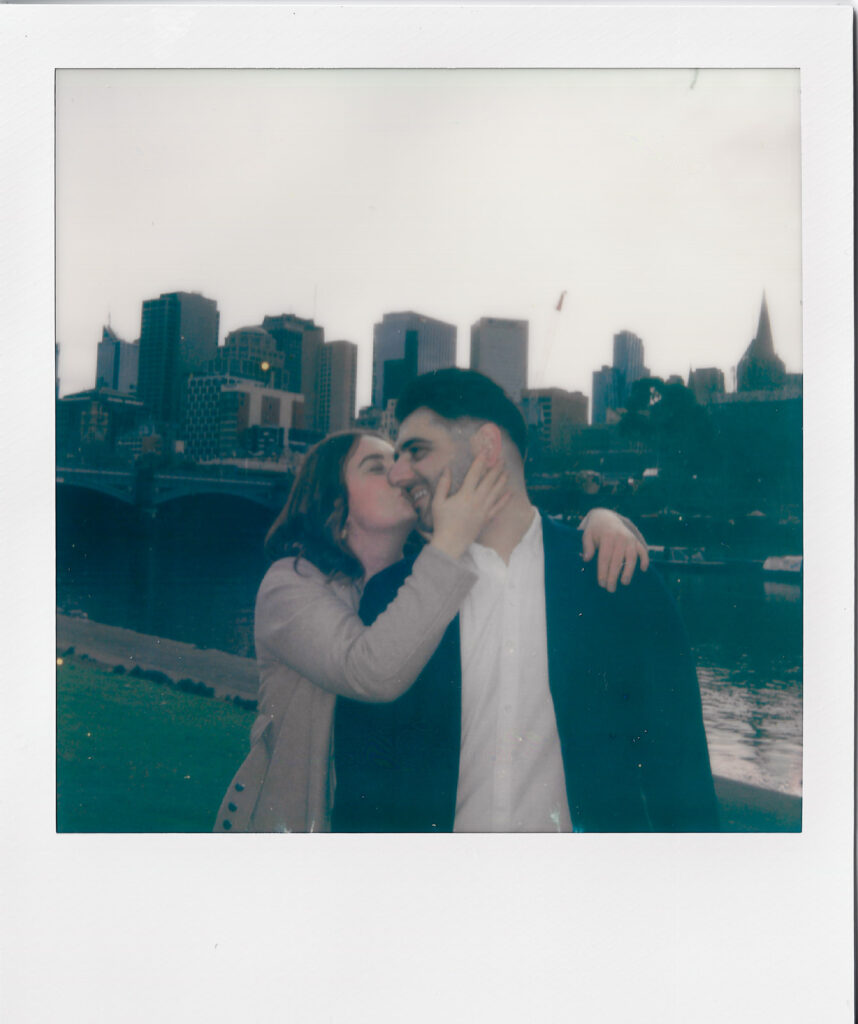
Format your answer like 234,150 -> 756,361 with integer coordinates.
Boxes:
1,5 -> 853,1022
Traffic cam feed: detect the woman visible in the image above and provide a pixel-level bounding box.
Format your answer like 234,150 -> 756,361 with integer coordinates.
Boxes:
215,430 -> 647,833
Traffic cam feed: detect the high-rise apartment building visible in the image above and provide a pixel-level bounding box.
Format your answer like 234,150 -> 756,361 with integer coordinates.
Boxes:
372,312 -> 456,409
96,325 -> 139,395
137,291 -> 220,431
262,313 -> 324,427
317,340 -> 357,434
470,317 -> 528,404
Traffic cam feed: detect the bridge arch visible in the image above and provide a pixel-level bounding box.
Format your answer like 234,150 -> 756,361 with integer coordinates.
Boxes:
56,467 -> 136,505
149,475 -> 288,511
56,465 -> 295,513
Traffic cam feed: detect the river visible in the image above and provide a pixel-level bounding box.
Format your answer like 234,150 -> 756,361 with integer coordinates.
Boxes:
56,490 -> 802,797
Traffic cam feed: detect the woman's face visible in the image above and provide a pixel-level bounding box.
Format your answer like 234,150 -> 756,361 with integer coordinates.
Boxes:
344,435 -> 418,533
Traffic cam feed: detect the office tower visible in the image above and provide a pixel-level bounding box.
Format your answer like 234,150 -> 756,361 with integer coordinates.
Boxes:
612,330 -> 648,406
688,367 -> 726,405
137,291 -> 220,430
317,340 -> 358,434
591,365 -> 619,425
591,330 -> 650,424
372,312 -> 456,410
213,326 -> 285,389
522,387 -> 588,454
262,314 -> 324,427
96,325 -> 139,395
470,317 -> 528,404
737,294 -> 787,392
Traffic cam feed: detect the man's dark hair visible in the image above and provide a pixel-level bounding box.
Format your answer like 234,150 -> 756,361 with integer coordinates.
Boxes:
395,368 -> 528,459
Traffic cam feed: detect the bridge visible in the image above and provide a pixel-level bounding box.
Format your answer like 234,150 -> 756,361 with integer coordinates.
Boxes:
56,463 -> 294,512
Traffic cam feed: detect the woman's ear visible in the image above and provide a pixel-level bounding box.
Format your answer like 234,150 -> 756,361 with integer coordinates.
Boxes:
473,422 -> 503,466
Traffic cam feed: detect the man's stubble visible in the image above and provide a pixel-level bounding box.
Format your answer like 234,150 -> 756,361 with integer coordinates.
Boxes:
418,437 -> 475,534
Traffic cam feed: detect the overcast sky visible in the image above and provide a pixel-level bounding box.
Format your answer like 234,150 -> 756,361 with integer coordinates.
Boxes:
56,68 -> 802,408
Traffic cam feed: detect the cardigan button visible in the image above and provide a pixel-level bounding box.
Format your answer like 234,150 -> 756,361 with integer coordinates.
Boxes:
222,820 -> 232,830
228,802 -> 237,812
235,782 -> 245,792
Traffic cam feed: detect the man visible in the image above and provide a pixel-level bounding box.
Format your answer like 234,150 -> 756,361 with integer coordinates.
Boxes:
332,368 -> 719,832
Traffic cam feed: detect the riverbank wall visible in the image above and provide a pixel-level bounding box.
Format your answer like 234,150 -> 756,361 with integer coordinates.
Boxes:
56,613 -> 258,701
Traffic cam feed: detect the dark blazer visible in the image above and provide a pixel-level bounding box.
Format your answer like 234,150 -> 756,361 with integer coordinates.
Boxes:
333,514 -> 719,832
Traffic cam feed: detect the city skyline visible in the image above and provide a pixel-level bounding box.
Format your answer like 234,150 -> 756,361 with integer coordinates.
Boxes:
61,284 -> 790,412
56,68 -> 802,408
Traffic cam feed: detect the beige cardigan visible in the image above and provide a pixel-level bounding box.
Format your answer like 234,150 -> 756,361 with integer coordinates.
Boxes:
214,544 -> 476,833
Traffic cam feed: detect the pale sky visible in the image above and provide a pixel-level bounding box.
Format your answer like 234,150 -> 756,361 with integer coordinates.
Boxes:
56,68 -> 802,408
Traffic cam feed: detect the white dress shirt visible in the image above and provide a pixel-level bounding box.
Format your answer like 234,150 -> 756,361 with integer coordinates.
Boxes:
454,510 -> 573,832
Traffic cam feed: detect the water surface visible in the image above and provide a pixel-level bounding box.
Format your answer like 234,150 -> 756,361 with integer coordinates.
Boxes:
57,492 -> 802,796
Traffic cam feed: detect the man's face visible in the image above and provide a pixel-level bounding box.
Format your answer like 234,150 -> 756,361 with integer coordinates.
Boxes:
388,409 -> 474,532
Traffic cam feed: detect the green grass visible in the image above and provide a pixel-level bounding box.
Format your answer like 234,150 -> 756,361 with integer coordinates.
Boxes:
57,657 -> 255,832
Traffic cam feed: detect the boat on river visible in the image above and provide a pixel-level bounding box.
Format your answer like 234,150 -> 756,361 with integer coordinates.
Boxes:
761,555 -> 803,578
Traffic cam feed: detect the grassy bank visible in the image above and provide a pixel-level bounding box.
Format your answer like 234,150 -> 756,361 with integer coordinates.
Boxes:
57,655 -> 801,833
57,656 -> 254,832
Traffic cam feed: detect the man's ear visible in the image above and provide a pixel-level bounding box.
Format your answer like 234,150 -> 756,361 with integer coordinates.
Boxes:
472,422 -> 503,466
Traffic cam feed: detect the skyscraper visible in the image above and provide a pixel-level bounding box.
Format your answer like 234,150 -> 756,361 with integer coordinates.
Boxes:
96,325 -> 139,395
591,330 -> 649,424
372,312 -> 456,409
137,291 -> 220,430
317,340 -> 358,434
612,330 -> 648,406
470,317 -> 528,404
262,313 -> 325,427
591,365 -> 619,425
213,326 -> 285,389
737,294 -> 787,392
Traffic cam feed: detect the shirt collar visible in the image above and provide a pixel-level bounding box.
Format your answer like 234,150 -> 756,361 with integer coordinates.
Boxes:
467,506 -> 541,572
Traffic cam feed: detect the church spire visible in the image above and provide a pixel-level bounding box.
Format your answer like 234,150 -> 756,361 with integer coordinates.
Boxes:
754,292 -> 774,357
737,291 -> 785,392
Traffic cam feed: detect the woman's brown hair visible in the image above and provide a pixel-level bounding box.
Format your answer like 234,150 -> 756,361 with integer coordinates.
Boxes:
264,431 -> 376,580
